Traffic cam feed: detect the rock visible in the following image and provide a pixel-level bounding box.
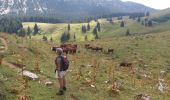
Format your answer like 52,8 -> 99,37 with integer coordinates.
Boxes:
87,64 -> 93,67
158,81 -> 165,93
90,84 -> 95,88
21,70 -> 39,80
104,80 -> 111,84
45,80 -> 53,86
135,94 -> 151,100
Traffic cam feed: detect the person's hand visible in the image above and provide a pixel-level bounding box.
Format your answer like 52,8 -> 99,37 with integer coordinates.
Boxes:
55,68 -> 58,73
57,71 -> 60,77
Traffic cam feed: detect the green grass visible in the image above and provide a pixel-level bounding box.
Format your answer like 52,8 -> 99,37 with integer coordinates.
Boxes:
1,17 -> 170,100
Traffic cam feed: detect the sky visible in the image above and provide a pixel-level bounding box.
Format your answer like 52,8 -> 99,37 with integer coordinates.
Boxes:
121,0 -> 170,9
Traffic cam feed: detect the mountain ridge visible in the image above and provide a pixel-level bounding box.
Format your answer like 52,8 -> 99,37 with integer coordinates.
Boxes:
0,0 -> 156,19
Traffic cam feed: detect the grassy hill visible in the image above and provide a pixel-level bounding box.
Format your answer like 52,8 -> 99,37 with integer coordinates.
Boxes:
1,17 -> 170,100
151,8 -> 170,18
151,8 -> 170,22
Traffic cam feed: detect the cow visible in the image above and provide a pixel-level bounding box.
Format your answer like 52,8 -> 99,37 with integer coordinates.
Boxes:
108,48 -> 114,53
51,46 -> 60,52
85,44 -> 90,49
120,62 -> 133,68
91,46 -> 103,52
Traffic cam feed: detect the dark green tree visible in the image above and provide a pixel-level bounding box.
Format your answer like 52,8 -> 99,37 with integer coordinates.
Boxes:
42,36 -> 48,41
73,33 -> 76,40
95,33 -> 99,39
97,22 -> 101,32
27,26 -> 32,36
50,37 -> 53,42
0,17 -> 23,34
120,21 -> 125,27
137,17 -> 141,22
117,16 -> 123,20
60,32 -> 70,43
85,35 -> 88,41
82,25 -> 87,33
148,20 -> 153,27
93,27 -> 98,35
68,24 -> 70,31
87,23 -> 90,31
126,29 -> 130,36
33,23 -> 39,35
18,28 -> 26,37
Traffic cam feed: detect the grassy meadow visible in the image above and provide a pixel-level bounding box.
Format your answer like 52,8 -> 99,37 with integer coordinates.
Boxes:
0,17 -> 170,100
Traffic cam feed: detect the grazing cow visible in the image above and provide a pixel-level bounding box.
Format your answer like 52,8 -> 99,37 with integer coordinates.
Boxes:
120,62 -> 132,67
96,47 -> 103,52
51,47 -> 60,52
91,46 -> 103,52
85,44 -> 90,49
73,44 -> 78,48
108,48 -> 114,53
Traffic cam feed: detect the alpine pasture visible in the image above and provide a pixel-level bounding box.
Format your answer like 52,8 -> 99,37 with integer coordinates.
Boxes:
0,16 -> 170,100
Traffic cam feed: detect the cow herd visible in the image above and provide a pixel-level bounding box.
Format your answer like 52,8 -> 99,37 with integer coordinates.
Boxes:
52,44 -> 77,54
52,43 -> 114,54
85,43 -> 114,53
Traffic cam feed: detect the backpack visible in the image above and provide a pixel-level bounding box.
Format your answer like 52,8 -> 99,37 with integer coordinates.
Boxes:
60,56 -> 69,71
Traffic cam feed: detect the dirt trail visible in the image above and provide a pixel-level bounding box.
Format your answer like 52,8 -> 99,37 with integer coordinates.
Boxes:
0,38 -> 8,53
0,37 -> 21,71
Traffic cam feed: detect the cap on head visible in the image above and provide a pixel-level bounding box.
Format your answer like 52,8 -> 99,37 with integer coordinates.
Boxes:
56,48 -> 63,55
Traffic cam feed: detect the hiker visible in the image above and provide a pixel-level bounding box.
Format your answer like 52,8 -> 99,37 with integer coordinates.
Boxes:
55,48 -> 69,95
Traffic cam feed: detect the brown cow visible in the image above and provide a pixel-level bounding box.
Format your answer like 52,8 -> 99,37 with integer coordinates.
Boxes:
108,48 -> 114,53
51,47 -> 60,51
85,44 -> 90,49
120,62 -> 132,67
91,46 -> 103,52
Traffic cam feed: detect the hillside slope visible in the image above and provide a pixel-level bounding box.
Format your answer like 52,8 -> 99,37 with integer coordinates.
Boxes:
1,17 -> 170,99
151,8 -> 170,18
151,8 -> 170,22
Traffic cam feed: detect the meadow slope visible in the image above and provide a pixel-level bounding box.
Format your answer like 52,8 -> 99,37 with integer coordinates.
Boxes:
0,17 -> 170,100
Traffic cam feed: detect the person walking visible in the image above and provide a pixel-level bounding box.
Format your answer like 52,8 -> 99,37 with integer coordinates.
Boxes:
55,48 -> 69,95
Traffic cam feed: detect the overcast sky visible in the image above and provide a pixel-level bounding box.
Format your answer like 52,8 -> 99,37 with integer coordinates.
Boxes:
121,0 -> 170,9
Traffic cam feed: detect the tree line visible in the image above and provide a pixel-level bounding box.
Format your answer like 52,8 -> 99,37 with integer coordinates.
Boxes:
0,17 -> 40,37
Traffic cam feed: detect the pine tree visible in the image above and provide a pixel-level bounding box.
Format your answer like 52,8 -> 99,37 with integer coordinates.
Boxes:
27,26 -> 32,36
120,21 -> 125,27
82,25 -> 87,33
68,24 -> 70,31
73,33 -> 76,40
67,32 -> 70,40
87,23 -> 90,31
60,32 -> 70,43
126,29 -> 130,36
148,20 -> 153,27
95,33 -> 99,39
18,28 -> 26,37
42,36 -> 48,41
33,23 -> 39,35
85,35 -> 88,41
50,37 -> 53,42
137,17 -> 141,22
93,27 -> 98,35
97,22 -> 101,32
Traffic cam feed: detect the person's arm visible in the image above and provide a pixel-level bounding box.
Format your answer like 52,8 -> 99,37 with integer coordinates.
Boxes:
57,58 -> 61,71
55,58 -> 58,70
